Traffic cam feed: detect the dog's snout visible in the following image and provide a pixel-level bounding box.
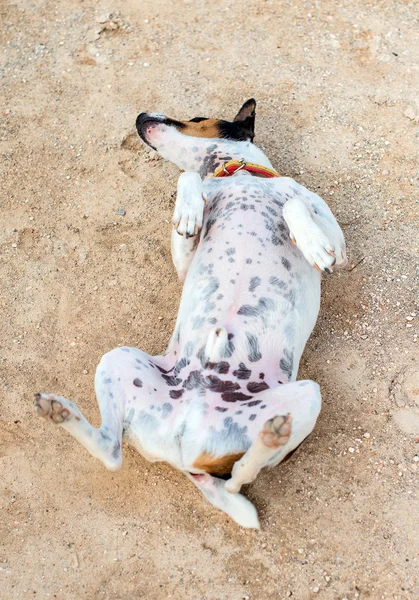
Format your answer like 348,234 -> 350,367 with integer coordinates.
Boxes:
136,112 -> 164,149
136,112 -> 152,133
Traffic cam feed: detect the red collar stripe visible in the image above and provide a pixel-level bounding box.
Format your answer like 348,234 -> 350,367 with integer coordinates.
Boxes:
212,160 -> 281,179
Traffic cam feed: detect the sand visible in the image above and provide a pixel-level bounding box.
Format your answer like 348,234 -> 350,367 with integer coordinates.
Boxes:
1,0 -> 418,598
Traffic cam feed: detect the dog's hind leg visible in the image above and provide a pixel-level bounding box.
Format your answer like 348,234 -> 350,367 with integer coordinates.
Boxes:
225,379 -> 322,495
34,348 -> 130,470
224,414 -> 292,495
186,472 -> 260,529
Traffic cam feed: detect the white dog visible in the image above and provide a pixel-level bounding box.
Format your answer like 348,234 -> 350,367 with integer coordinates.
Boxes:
35,99 -> 346,528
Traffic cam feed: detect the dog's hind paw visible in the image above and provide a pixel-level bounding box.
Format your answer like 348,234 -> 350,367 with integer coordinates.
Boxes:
34,393 -> 74,424
260,413 -> 292,449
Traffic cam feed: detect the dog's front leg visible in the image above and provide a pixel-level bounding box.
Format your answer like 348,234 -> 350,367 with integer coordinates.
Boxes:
171,229 -> 199,282
171,171 -> 205,281
279,178 -> 347,273
173,171 -> 205,237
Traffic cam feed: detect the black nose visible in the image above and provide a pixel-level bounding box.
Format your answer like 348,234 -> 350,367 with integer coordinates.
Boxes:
136,112 -> 149,131
135,113 -> 160,150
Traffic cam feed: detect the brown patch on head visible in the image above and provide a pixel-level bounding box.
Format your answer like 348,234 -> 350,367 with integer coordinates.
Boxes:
136,99 -> 257,146
177,118 -> 223,138
193,451 -> 245,475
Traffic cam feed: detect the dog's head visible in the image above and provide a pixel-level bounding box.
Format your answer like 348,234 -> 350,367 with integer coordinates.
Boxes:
136,99 -> 272,177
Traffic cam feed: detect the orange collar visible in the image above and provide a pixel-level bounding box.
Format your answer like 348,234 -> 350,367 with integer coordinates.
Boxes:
212,160 -> 280,179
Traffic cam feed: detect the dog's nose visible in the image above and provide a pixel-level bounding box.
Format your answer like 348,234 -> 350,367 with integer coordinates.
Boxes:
136,112 -> 166,137
136,112 -> 149,130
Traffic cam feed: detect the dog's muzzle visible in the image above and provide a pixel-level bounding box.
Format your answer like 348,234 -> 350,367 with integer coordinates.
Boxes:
135,113 -> 166,148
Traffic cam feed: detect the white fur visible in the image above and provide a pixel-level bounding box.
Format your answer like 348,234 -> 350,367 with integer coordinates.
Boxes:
35,112 -> 346,528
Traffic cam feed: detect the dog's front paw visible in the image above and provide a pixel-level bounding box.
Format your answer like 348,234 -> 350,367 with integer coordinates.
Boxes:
290,223 -> 337,273
173,193 -> 205,238
173,171 -> 205,238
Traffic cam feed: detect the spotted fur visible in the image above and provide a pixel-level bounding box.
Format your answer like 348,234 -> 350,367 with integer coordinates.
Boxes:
35,100 -> 347,529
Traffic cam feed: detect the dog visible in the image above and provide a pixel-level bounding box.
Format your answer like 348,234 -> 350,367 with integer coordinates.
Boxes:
34,99 -> 346,528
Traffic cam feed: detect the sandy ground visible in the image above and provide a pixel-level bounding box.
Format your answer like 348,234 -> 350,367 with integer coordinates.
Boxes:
1,0 -> 418,598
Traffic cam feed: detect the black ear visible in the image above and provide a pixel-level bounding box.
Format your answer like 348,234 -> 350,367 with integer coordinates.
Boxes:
233,98 -> 256,137
234,98 -> 256,122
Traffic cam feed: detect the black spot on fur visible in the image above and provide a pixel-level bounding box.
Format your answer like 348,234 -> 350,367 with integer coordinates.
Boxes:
133,378 -> 142,387
269,276 -> 286,289
249,276 -> 261,292
207,361 -> 230,374
237,297 -> 275,319
281,257 -> 292,271
246,333 -> 262,362
197,346 -> 208,369
247,381 -> 270,394
223,334 -> 235,358
279,349 -> 294,379
249,414 -> 257,421
221,391 -> 253,402
173,357 -> 190,377
215,406 -> 228,412
232,363 -> 251,380
183,370 -> 204,390
243,400 -> 262,407
169,389 -> 184,399
203,218 -> 216,239
204,375 -> 240,394
162,374 -> 183,387
202,277 -> 220,300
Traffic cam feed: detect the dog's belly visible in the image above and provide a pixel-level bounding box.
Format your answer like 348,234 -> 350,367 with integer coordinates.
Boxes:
173,176 -> 321,377
121,177 -> 322,473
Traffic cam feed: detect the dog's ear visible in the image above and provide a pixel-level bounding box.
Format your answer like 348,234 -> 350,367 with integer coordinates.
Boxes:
234,98 -> 256,122
233,98 -> 256,138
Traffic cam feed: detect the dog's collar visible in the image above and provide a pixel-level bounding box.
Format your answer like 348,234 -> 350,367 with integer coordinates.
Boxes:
212,160 -> 281,179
